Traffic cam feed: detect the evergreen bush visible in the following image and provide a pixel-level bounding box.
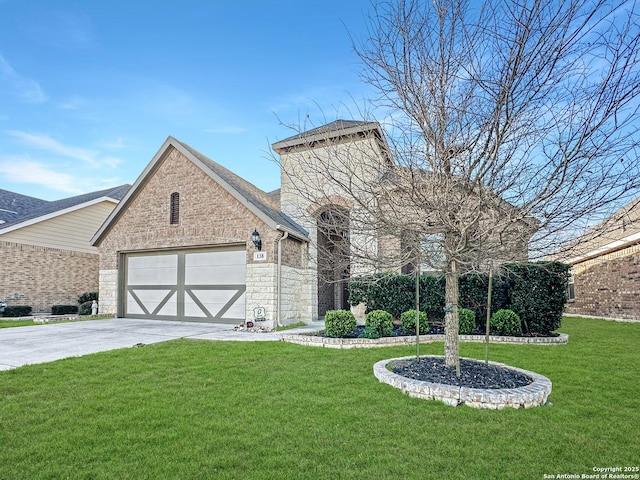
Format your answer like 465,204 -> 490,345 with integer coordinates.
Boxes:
348,261 -> 569,336
78,292 -> 98,304
490,309 -> 522,336
349,273 -> 414,318
504,262 -> 569,335
324,310 -> 357,338
2,306 -> 32,317
358,326 -> 381,339
78,301 -> 94,315
365,310 -> 394,337
52,305 -> 79,315
400,309 -> 429,334
458,308 -> 476,334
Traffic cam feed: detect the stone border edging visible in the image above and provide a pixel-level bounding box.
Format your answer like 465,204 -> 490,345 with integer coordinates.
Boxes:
374,355 -> 552,409
281,332 -> 568,348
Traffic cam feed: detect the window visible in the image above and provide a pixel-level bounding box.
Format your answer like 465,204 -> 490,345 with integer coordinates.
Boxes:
567,268 -> 575,301
170,192 -> 180,225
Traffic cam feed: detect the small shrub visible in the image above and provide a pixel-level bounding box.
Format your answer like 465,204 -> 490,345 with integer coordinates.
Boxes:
490,309 -> 522,336
458,308 -> 476,335
358,326 -> 381,339
400,309 -> 429,334
51,305 -> 79,315
78,292 -> 98,304
365,310 -> 394,337
78,301 -> 94,315
324,310 -> 357,338
3,305 -> 32,317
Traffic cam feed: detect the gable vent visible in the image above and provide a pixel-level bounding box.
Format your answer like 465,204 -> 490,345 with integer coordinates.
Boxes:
170,192 -> 180,225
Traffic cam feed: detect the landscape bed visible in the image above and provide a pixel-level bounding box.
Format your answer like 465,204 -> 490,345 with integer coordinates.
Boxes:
281,329 -> 569,347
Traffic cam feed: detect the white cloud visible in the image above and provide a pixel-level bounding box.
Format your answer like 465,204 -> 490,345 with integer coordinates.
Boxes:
0,158 -> 85,194
7,131 -> 100,166
0,55 -> 47,104
101,156 -> 124,168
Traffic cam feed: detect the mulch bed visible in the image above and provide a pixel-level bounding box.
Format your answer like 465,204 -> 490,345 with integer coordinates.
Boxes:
391,357 -> 532,389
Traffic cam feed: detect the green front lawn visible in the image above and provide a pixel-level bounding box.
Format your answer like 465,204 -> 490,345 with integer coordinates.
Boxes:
0,319 -> 35,328
0,317 -> 638,479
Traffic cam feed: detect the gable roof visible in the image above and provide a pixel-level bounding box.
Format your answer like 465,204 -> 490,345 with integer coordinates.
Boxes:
561,196 -> 640,264
0,185 -> 130,233
91,137 -> 309,247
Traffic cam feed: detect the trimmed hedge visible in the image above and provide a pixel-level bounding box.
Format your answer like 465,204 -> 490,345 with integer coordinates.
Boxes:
349,273 -> 445,320
324,310 -> 356,338
503,262 -> 569,335
400,309 -> 429,335
3,306 -> 32,317
51,305 -> 79,315
348,262 -> 568,335
458,308 -> 476,335
365,310 -> 394,337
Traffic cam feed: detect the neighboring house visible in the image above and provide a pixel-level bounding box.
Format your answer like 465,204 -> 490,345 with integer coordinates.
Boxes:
0,185 -> 130,313
561,197 -> 640,321
93,120 -> 532,327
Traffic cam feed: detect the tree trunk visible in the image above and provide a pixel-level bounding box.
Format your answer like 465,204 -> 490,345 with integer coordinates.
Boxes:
444,257 -> 461,376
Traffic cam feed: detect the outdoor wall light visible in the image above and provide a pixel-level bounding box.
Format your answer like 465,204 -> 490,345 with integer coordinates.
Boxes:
252,229 -> 262,251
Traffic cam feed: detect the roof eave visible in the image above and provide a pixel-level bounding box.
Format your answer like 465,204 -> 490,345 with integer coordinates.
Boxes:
272,121 -> 382,153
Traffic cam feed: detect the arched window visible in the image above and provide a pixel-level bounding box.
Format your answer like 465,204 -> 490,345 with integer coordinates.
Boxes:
170,192 -> 180,225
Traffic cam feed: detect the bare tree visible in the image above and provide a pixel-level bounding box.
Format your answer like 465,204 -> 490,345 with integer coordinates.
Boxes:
275,0 -> 640,372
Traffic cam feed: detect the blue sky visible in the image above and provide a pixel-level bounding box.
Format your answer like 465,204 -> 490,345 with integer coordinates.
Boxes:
0,0 -> 376,200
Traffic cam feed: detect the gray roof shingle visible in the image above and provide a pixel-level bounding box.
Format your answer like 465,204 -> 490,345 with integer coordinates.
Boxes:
0,184 -> 130,230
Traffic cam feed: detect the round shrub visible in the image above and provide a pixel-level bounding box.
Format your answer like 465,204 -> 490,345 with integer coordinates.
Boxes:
458,308 -> 476,335
324,310 -> 357,338
365,310 -> 394,337
490,309 -> 522,336
400,309 -> 429,335
358,326 -> 381,339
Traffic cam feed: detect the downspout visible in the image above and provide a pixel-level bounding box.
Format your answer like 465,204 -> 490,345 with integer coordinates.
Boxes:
276,230 -> 289,328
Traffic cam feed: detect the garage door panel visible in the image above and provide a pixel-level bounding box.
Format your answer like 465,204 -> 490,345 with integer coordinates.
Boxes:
184,251 -> 246,284
127,255 -> 178,285
127,289 -> 177,316
124,248 -> 245,323
185,288 -> 246,320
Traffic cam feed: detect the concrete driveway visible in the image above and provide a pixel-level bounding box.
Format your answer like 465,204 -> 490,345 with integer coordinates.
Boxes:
0,318 -> 321,371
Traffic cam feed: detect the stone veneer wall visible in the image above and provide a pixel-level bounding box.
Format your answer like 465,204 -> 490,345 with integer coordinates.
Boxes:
245,263 -> 313,328
565,245 -> 640,321
97,269 -> 118,315
1,240 -> 98,313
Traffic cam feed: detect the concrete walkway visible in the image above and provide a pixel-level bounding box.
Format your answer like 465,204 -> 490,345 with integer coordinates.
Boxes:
0,318 -> 323,371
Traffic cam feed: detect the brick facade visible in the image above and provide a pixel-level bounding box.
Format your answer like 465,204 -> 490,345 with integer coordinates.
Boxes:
96,146 -> 309,325
565,245 -> 640,321
0,240 -> 98,313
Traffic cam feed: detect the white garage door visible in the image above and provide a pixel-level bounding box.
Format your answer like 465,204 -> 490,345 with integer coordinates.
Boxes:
123,247 -> 246,323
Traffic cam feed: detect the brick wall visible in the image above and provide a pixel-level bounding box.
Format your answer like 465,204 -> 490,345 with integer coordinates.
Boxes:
565,246 -> 640,320
96,146 -> 304,321
97,147 -> 277,268
0,240 -> 98,313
